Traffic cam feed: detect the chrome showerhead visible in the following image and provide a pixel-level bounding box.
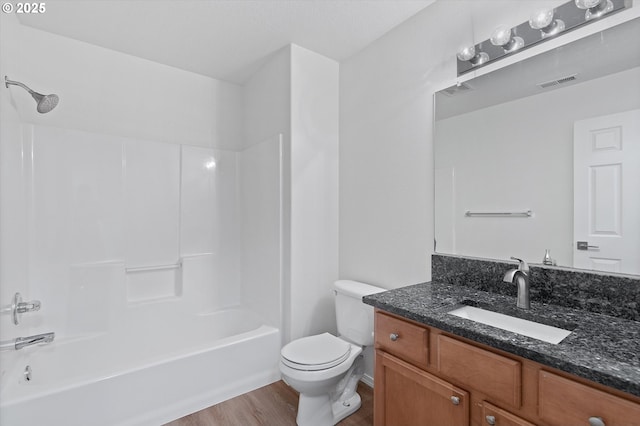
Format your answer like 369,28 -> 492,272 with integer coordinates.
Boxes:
5,76 -> 59,114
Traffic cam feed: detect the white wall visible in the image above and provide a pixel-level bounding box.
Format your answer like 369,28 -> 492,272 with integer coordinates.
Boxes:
435,67 -> 640,266
242,45 -> 339,343
339,0 -> 459,288
0,14 -> 242,149
243,47 -> 292,341
289,45 -> 339,341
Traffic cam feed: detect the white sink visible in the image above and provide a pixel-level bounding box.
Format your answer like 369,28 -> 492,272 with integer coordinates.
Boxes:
447,305 -> 572,344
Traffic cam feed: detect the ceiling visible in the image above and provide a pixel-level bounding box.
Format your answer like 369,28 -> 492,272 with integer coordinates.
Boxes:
17,0 -> 435,84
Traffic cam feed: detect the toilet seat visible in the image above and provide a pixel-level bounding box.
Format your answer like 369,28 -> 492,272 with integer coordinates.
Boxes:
281,333 -> 351,371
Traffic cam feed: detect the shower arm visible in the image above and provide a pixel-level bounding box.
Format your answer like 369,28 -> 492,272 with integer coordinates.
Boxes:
5,78 -> 36,94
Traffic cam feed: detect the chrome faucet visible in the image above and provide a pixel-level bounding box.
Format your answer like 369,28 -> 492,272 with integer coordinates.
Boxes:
503,257 -> 530,309
14,332 -> 55,350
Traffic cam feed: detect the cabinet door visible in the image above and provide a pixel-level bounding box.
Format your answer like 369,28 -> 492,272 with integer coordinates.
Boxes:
375,350 -> 469,426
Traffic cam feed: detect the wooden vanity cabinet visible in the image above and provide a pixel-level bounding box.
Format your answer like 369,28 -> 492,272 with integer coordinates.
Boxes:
374,310 -> 640,426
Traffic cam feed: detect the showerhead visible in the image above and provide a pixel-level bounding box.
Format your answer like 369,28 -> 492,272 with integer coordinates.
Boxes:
31,91 -> 59,113
5,76 -> 59,114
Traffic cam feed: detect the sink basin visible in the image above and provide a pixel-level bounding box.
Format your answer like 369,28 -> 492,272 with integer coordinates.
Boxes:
447,305 -> 572,344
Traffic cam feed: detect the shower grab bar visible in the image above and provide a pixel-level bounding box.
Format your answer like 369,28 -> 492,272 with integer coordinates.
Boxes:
1,332 -> 55,351
125,261 -> 182,273
465,210 -> 532,217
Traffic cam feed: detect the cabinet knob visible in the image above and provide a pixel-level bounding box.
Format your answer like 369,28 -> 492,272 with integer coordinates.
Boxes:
389,333 -> 399,341
485,415 -> 496,425
450,396 -> 460,405
588,417 -> 605,426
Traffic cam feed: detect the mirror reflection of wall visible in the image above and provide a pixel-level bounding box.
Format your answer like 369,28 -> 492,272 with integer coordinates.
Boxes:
434,18 -> 640,275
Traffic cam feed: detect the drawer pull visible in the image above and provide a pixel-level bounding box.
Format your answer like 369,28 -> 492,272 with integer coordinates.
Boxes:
485,415 -> 496,425
588,417 -> 605,426
389,333 -> 399,341
450,396 -> 460,405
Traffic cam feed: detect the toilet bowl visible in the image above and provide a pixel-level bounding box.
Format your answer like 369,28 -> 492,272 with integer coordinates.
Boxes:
280,333 -> 363,425
280,280 -> 385,426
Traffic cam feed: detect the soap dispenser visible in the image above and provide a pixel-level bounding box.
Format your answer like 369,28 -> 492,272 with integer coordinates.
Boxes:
542,249 -> 556,266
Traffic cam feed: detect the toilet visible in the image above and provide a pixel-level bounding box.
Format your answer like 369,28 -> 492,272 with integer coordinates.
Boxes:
280,280 -> 385,426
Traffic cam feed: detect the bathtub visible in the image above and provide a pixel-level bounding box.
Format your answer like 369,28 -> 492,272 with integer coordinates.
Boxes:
0,308 -> 281,426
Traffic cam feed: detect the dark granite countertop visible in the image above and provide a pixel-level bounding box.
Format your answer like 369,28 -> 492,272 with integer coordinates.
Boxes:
364,281 -> 640,397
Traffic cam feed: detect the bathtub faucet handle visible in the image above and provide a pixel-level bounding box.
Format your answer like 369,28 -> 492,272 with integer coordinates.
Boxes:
17,300 -> 41,314
12,293 -> 42,325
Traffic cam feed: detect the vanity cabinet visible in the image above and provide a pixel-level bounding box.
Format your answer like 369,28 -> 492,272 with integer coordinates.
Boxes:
374,310 -> 640,426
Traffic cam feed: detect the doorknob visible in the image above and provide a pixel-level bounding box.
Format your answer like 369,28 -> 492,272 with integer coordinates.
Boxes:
577,241 -> 599,251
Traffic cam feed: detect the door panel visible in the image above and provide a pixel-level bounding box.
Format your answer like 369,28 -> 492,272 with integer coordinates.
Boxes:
573,109 -> 640,274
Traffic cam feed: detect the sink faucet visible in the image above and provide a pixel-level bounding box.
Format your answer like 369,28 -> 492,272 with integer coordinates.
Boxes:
503,257 -> 530,309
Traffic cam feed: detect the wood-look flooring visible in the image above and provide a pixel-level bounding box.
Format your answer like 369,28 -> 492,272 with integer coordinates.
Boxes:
165,380 -> 373,426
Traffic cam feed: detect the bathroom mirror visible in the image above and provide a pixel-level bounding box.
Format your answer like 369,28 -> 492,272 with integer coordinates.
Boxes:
434,18 -> 640,275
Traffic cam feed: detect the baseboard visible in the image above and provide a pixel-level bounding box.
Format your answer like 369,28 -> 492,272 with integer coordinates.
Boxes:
361,373 -> 374,388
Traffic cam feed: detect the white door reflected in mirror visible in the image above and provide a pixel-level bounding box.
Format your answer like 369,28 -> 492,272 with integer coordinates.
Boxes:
573,109 -> 640,275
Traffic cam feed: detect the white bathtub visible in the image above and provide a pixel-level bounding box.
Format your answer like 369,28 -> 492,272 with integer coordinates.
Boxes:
0,308 -> 281,426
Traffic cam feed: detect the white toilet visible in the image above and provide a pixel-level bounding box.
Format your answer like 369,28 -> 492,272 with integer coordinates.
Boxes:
280,280 -> 385,426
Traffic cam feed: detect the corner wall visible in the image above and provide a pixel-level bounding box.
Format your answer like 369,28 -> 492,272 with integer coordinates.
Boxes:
243,45 -> 339,343
290,45 -> 339,341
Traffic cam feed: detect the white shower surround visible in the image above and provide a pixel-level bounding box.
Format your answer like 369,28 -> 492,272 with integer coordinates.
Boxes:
0,124 -> 284,424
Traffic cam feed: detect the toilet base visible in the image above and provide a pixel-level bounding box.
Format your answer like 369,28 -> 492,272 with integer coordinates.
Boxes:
332,392 -> 362,424
296,392 -> 362,426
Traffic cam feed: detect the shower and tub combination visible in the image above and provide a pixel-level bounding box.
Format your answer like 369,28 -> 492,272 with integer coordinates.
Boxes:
1,79 -> 284,425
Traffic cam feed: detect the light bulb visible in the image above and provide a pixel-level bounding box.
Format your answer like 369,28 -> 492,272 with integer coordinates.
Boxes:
490,26 -> 512,46
457,45 -> 476,62
575,0 -> 601,9
529,9 -> 565,38
490,26 -> 523,53
529,9 -> 554,30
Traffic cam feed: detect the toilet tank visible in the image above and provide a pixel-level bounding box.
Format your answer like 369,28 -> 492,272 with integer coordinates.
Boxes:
334,280 -> 386,346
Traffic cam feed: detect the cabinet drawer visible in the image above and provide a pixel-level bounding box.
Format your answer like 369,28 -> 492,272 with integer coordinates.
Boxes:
539,371 -> 640,426
437,335 -> 521,408
375,312 -> 428,366
481,401 -> 536,426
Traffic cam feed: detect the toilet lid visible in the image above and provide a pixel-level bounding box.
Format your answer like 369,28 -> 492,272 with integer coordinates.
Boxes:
281,333 -> 351,371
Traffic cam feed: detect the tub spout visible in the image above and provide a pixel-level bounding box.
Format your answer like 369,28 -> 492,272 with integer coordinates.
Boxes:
14,332 -> 55,350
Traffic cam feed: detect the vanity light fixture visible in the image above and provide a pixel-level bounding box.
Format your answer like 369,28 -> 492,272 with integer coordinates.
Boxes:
490,26 -> 525,53
575,0 -> 614,20
455,0 -> 627,76
529,9 -> 566,38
